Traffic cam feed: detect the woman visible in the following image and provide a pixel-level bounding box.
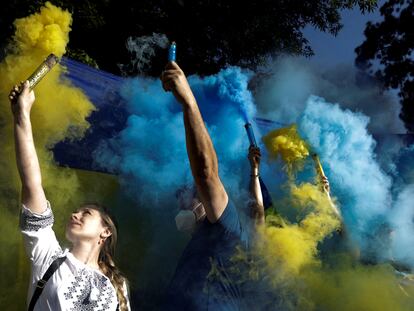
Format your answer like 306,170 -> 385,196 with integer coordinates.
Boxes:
9,81 -> 130,310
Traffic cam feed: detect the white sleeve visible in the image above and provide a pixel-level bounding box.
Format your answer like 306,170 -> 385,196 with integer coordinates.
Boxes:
19,201 -> 63,278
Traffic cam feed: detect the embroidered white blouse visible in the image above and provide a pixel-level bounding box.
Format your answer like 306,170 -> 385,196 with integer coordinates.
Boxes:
20,201 -> 130,311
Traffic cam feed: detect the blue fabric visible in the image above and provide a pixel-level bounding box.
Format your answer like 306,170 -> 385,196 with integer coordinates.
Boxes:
165,199 -> 248,311
53,58 -> 282,172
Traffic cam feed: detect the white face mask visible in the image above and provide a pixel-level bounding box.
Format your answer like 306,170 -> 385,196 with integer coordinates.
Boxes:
175,210 -> 196,233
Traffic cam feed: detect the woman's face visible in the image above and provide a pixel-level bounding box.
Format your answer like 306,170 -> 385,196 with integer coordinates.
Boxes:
65,206 -> 110,243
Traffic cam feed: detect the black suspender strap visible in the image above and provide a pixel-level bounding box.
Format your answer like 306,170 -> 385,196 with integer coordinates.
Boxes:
28,256 -> 66,311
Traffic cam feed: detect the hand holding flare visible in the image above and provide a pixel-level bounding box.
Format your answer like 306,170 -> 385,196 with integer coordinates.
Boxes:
9,54 -> 58,112
312,153 -> 341,217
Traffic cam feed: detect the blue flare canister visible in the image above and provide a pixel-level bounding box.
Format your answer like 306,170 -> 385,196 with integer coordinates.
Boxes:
244,123 -> 258,147
244,122 -> 273,209
168,42 -> 176,62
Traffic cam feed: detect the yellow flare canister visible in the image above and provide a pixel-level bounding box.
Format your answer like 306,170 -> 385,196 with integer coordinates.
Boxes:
312,153 -> 326,179
26,54 -> 59,90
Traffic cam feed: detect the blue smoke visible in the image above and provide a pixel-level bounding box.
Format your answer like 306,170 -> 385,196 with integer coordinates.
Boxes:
254,57 -> 404,134
93,67 -> 257,209
387,144 -> 414,268
89,66 -> 274,308
297,96 -> 393,258
390,184 -> 414,268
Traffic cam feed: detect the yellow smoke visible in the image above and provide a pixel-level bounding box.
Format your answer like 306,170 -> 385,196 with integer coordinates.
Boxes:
250,125 -> 339,284
255,183 -> 341,284
304,262 -> 414,311
262,124 -> 309,173
238,124 -> 414,310
0,2 -> 96,309
230,181 -> 342,310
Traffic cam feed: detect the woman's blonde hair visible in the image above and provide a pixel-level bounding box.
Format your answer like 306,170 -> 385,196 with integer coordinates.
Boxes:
83,203 -> 129,311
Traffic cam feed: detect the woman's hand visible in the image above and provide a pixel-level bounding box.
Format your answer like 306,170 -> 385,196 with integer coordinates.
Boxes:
9,81 -> 35,117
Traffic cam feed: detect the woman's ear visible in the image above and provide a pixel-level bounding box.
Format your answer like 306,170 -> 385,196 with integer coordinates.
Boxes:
100,227 -> 112,239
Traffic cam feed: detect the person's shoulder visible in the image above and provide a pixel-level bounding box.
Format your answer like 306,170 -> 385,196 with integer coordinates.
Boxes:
214,198 -> 243,234
218,198 -> 237,220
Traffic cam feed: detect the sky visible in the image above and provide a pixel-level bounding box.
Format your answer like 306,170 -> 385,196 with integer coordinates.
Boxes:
301,0 -> 404,133
303,0 -> 386,67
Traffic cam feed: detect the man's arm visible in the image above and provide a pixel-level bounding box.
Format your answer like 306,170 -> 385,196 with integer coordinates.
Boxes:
10,81 -> 47,214
161,62 -> 227,223
248,146 -> 265,225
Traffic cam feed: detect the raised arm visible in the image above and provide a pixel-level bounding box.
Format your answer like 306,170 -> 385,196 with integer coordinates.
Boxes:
248,146 -> 265,225
321,176 -> 341,218
9,81 -> 47,214
161,62 -> 227,223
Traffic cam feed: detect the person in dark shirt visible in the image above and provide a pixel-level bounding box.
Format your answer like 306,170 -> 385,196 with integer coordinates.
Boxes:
161,61 -> 264,310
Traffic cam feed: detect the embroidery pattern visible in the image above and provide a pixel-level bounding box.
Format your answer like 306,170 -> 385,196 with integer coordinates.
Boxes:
63,269 -> 117,311
20,208 -> 54,232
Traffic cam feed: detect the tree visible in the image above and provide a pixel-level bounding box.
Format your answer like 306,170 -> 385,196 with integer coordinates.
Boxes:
356,0 -> 414,133
1,0 -> 377,76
